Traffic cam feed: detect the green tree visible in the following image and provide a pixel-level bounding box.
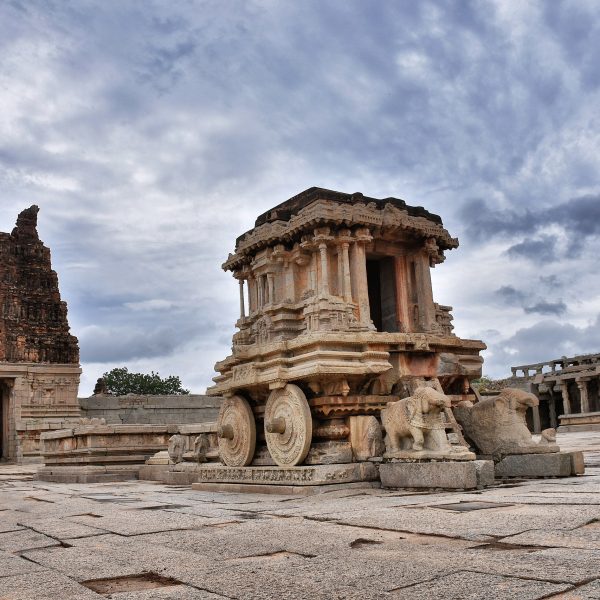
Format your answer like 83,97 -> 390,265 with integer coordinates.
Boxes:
102,367 -> 190,396
471,376 -> 494,392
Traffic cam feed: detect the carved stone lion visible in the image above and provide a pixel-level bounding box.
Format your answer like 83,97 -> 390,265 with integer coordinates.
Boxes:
381,387 -> 451,454
453,387 -> 559,457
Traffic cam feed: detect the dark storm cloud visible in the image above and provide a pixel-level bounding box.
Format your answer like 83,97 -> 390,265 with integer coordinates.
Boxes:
507,236 -> 557,262
523,301 -> 567,316
461,194 -> 600,261
1,0 -> 599,389
495,286 -> 527,305
489,315 -> 600,373
494,286 -> 567,317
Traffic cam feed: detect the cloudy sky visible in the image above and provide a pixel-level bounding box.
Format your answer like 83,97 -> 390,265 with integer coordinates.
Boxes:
1,0 -> 599,394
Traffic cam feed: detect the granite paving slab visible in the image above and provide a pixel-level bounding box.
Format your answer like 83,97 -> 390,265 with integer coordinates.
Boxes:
68,510 -> 216,536
106,585 -> 230,599
0,528 -> 62,553
0,550 -> 47,578
322,503 -> 600,541
1,431 -> 600,599
500,522 -> 600,550
545,578 -> 600,599
0,570 -> 104,599
15,516 -> 108,540
389,571 -> 571,599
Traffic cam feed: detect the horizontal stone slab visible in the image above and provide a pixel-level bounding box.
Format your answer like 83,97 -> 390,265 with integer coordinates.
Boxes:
494,451 -> 585,478
380,460 -> 494,490
138,464 -> 171,481
189,462 -> 378,486
192,481 -> 380,496
36,465 -> 141,483
177,423 -> 218,435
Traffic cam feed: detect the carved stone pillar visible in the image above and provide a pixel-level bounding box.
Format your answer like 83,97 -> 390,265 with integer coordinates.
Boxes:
531,404 -> 541,434
267,273 -> 275,305
314,227 -> 332,297
318,243 -> 329,296
341,243 -> 352,302
284,262 -> 295,303
309,251 -> 317,293
257,276 -> 264,307
350,228 -> 373,328
548,389 -> 558,429
337,247 -> 344,296
577,379 -> 590,413
238,279 -> 246,319
250,276 -> 258,313
560,381 -> 571,415
416,250 -> 436,331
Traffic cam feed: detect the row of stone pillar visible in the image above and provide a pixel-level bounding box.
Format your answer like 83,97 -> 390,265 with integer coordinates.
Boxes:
559,378 -> 593,415
235,228 -> 372,326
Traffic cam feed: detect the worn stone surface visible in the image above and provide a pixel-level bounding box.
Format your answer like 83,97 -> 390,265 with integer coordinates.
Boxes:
0,570 -> 104,599
392,571 -> 570,599
495,451 -> 582,478
2,421 -> 599,600
380,460 -> 493,490
79,394 -> 221,426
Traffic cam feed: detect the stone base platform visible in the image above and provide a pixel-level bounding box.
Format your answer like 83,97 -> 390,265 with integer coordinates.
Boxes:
494,451 -> 585,478
36,464 -> 142,483
558,411 -> 600,433
36,424 -> 178,483
379,460 -> 494,490
192,481 -> 380,496
175,463 -> 380,494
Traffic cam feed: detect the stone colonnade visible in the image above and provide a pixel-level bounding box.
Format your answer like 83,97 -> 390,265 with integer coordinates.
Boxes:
234,226 -> 374,326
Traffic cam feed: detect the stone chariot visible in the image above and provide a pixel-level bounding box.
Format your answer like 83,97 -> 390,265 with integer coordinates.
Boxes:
207,188 -> 486,471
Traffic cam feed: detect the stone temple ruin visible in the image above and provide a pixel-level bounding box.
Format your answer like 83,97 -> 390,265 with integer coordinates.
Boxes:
1,191 -> 585,490
510,353 -> 600,433
0,206 -> 80,462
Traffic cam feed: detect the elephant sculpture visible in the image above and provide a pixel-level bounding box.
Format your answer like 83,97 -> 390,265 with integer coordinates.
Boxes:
381,387 -> 451,455
453,387 -> 559,457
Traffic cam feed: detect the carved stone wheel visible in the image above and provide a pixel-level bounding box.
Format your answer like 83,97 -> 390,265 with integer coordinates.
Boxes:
217,395 -> 256,467
265,384 -> 312,467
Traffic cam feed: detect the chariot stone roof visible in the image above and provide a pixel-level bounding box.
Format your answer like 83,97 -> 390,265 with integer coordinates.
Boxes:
226,187 -> 457,271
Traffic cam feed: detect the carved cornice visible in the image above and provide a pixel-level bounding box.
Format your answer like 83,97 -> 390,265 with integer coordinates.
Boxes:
223,199 -> 457,271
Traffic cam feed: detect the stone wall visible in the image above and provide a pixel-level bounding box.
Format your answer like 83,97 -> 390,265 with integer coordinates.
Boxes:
79,394 -> 221,425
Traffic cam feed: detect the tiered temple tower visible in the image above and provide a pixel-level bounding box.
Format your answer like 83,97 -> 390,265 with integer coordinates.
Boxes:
0,206 -> 81,462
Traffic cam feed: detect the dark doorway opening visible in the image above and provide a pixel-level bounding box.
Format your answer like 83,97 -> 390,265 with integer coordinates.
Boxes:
568,380 -> 581,414
0,382 -> 9,461
366,257 -> 399,333
588,379 -> 600,413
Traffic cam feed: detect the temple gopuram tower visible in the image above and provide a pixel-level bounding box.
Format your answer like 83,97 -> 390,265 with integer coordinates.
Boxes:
207,188 -> 486,472
0,206 -> 80,462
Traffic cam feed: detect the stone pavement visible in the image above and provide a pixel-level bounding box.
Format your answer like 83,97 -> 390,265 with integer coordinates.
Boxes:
1,431 -> 599,600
